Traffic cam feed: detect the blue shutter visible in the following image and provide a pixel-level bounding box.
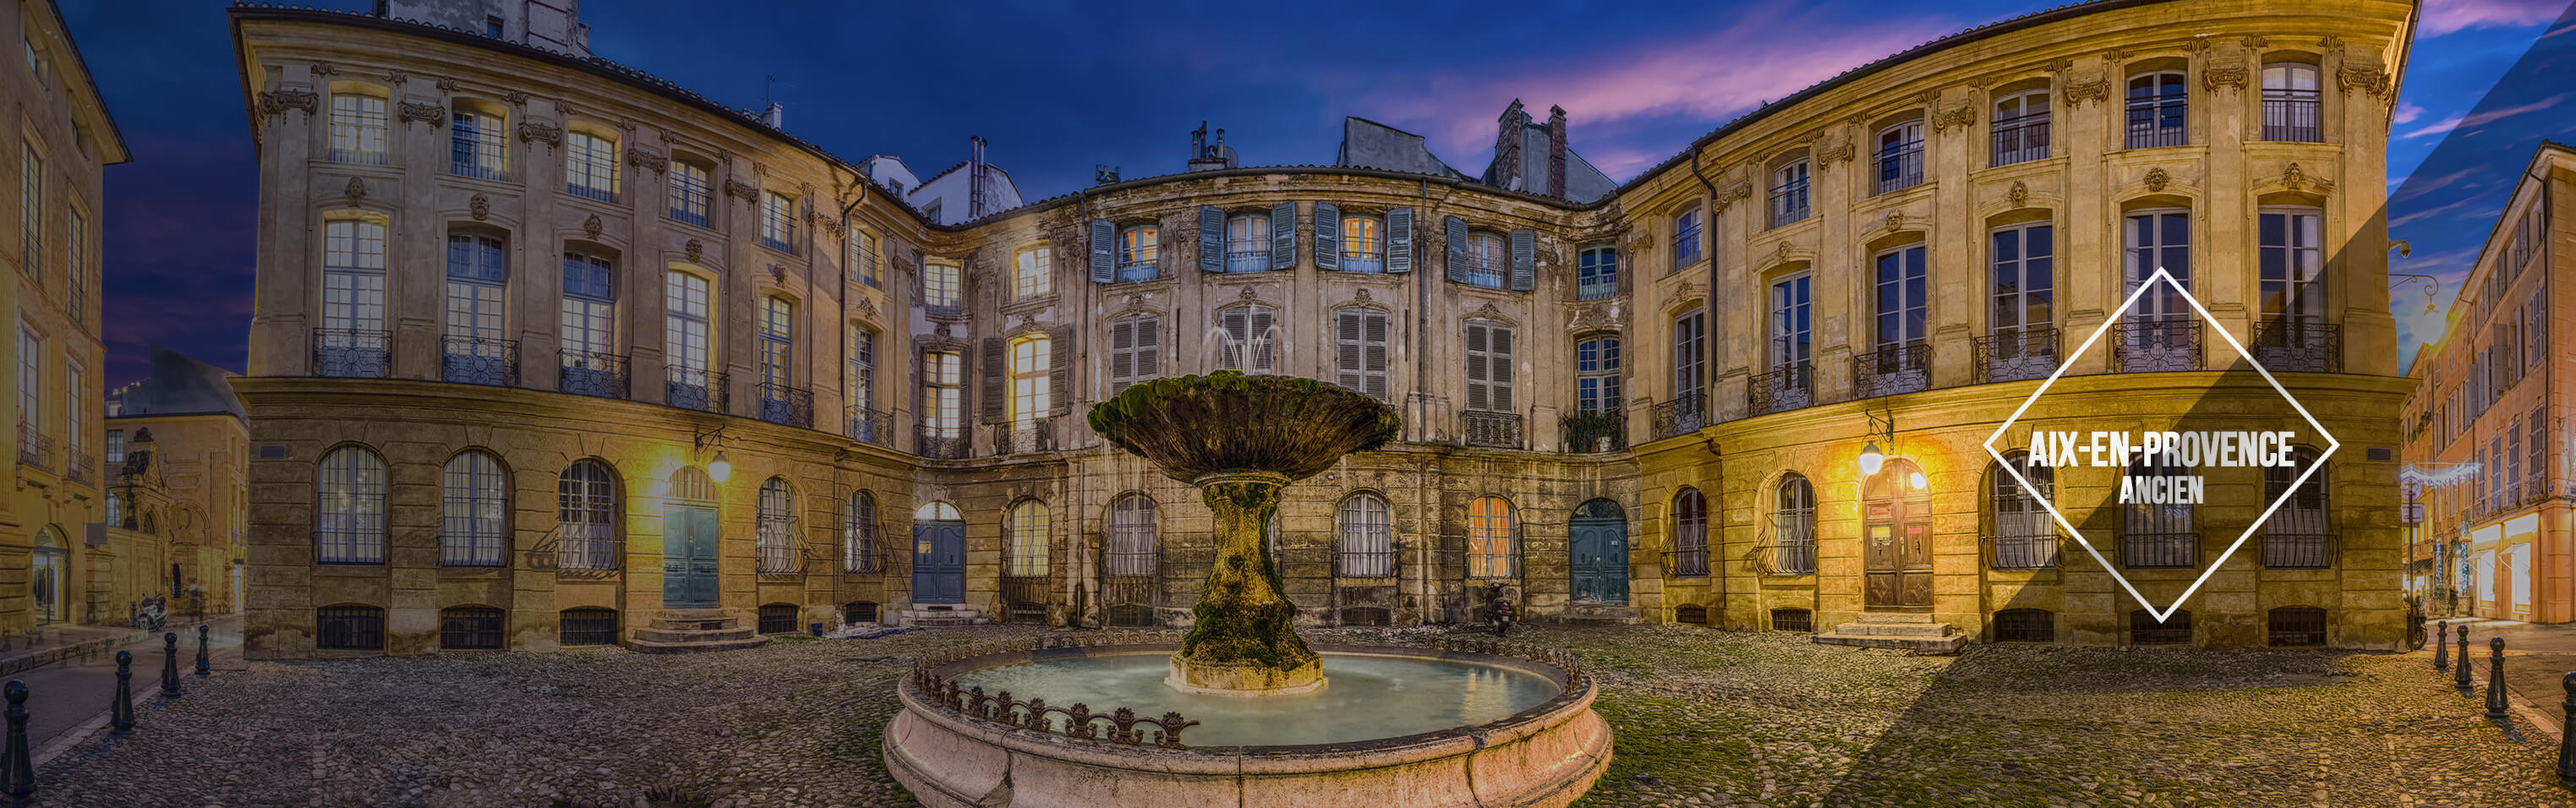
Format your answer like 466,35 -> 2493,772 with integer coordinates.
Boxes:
1386,208 -> 1414,274
1270,202 -> 1296,271
1445,216 -> 1468,283
1199,205 -> 1225,273
1090,219 -> 1115,283
1314,203 -> 1340,270
1509,229 -> 1535,292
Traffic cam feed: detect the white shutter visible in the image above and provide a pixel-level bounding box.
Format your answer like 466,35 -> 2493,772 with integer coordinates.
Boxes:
1489,325 -> 1514,411
1463,322 -> 1490,411
1134,316 -> 1161,378
1335,309 -> 1364,390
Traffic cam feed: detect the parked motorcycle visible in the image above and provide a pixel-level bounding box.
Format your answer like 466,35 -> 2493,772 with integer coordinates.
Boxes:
134,595 -> 167,631
1485,582 -> 1516,637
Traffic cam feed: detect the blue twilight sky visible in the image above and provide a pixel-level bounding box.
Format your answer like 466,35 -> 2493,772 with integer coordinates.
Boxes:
59,0 -> 2573,385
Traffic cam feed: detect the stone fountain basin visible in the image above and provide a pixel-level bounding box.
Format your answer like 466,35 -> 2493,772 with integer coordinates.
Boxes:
883,640 -> 1612,808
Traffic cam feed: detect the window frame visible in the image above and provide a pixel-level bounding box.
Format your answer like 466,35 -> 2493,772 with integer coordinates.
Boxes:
556,459 -> 618,571
1989,89 -> 2052,167
1772,476 -> 1817,575
563,130 -> 619,201
327,89 -> 390,164
1005,499 -> 1051,577
1014,245 -> 1053,299
316,445 -> 388,565
2123,70 -> 2189,150
1225,211 -> 1272,273
439,450 -> 510,567
1575,335 -> 1622,415
1337,492 -> 1394,577
755,477 -> 797,574
1577,246 -> 1619,300
1117,224 -> 1160,282
1466,495 -> 1518,579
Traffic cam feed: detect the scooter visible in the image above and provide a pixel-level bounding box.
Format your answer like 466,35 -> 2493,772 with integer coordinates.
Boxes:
1485,582 -> 1516,637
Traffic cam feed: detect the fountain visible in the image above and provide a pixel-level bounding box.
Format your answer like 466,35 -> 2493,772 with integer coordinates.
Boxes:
884,373 -> 1611,807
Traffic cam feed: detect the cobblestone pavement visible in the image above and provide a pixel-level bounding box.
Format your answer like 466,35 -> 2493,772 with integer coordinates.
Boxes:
27,625 -> 2573,807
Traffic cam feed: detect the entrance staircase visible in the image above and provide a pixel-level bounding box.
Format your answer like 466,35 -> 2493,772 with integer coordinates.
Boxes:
630,609 -> 768,654
895,604 -> 988,628
1813,612 -> 1969,654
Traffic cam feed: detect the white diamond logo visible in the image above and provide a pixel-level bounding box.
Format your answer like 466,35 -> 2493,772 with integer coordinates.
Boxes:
1982,267 -> 2341,623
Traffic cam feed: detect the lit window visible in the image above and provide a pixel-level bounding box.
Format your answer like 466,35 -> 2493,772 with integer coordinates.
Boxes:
1015,247 -> 1053,298
1342,215 -> 1383,272
1225,213 -> 1271,272
1006,500 -> 1050,576
760,191 -> 796,251
1118,225 -> 1159,281
328,91 -> 388,164
1467,495 -> 1515,578
1008,335 -> 1051,423
1991,90 -> 2051,167
565,131 -> 617,201
923,260 -> 961,309
2125,71 -> 2188,149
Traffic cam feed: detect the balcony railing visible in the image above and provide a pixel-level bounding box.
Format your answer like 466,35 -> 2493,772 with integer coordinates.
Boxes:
848,246 -> 878,285
1990,112 -> 2051,167
993,418 -> 1058,455
1338,252 -> 1384,273
1747,362 -> 1813,417
449,160 -> 506,182
1577,276 -> 1618,301
1770,181 -> 1810,228
312,329 -> 391,379
1852,341 -> 1932,398
1651,390 -> 1705,440
1116,261 -> 1158,283
1561,411 -> 1626,454
1989,531 -> 2058,570
1760,539 -> 1816,576
1874,144 -> 1924,195
846,407 -> 893,447
567,183 -> 616,204
2122,532 -> 2198,569
1457,255 -> 1504,289
2251,321 -> 2338,374
1974,327 -> 2059,384
559,349 -> 631,399
924,300 -> 962,319
65,453 -> 91,484
2125,101 -> 2188,149
916,427 -> 970,460
2262,91 -> 2322,143
1463,411 -> 1523,449
761,236 -> 792,253
757,383 -> 815,429
440,336 -> 520,387
669,206 -> 710,228
2110,320 -> 2201,373
1225,248 -> 1271,273
2262,532 -> 2333,569
15,422 -> 51,471
665,366 -> 729,413
326,148 -> 386,166
1336,549 -> 1396,578
1663,548 -> 1709,578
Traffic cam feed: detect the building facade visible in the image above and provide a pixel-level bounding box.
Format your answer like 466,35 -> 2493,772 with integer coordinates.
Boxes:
104,347 -> 254,619
230,0 -> 2416,658
2402,142 -> 2573,624
5,0 -> 127,633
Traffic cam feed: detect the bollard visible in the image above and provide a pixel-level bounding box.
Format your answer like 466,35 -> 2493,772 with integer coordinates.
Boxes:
3,681 -> 30,800
161,632 -> 179,698
195,624 -> 211,677
110,651 -> 134,733
2458,625 -> 2475,695
2435,620 -> 2450,671
2489,636 -> 2511,719
2558,672 -> 2576,789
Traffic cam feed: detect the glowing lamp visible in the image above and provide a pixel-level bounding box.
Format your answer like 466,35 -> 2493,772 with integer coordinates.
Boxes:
708,451 -> 734,483
1910,471 -> 1928,490
1857,440 -> 1884,478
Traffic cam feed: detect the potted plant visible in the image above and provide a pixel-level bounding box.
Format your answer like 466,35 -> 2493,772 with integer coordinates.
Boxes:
1561,411 -> 1621,452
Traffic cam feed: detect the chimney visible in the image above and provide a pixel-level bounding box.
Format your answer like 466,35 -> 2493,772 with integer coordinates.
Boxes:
1546,105 -> 1568,199
1494,100 -> 1529,191
968,135 -> 988,218
759,102 -> 785,129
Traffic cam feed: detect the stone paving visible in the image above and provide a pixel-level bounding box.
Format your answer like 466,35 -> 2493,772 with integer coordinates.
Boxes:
24,624 -> 2576,807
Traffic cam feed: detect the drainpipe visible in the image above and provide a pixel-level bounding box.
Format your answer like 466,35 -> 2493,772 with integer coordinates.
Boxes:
1417,177 -> 1436,623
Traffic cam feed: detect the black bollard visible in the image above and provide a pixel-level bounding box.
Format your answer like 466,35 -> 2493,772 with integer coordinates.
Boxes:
110,651 -> 134,733
2458,625 -> 2475,695
2489,636 -> 2511,719
2435,620 -> 2450,670
195,624 -> 211,677
160,632 -> 179,698
3,680 -> 30,800
2558,672 -> 2576,789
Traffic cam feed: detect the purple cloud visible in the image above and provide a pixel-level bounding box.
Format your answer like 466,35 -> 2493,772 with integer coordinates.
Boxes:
2421,0 -> 2568,36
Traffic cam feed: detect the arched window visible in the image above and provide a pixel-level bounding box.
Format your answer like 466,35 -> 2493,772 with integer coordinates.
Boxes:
1990,455 -> 2056,570
1467,496 -> 1516,578
327,88 -> 388,164
1875,120 -> 1924,194
756,478 -> 796,573
557,460 -> 617,571
845,490 -> 881,573
1771,476 -> 1816,574
1005,499 -> 1050,576
443,232 -> 510,385
2260,62 -> 2322,142
1337,493 -> 1393,577
1225,211 -> 1271,272
440,450 -> 509,566
439,605 -> 505,650
1108,494 -> 1157,576
2121,454 -> 2195,568
1671,488 -> 1708,576
2262,448 -> 2330,568
1333,307 -> 1390,401
560,251 -> 620,397
916,500 -> 961,521
1990,89 -> 2050,167
317,446 -> 387,565
2125,70 -> 2188,149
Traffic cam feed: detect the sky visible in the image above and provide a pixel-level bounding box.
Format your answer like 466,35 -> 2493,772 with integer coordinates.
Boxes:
57,0 -> 2573,386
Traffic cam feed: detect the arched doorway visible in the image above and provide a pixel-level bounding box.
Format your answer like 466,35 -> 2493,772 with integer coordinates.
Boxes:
912,501 -> 965,603
1569,499 -> 1627,604
662,467 -> 719,609
30,527 -> 66,624
1864,458 -> 1933,609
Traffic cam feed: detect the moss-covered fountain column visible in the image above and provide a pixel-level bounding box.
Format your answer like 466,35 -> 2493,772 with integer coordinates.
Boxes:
1176,470 -> 1319,695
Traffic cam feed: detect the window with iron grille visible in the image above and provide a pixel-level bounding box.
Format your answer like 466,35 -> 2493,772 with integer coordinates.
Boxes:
440,450 -> 508,566
558,607 -> 617,647
1463,320 -> 1514,412
315,604 -> 385,650
1994,609 -> 2054,642
1874,121 -> 1924,194
1108,494 -> 1157,577
1118,225 -> 1159,281
757,603 -> 798,635
1338,493 -> 1393,577
1015,246 -> 1053,298
318,446 -> 388,564
1108,314 -> 1162,395
1333,308 -> 1389,401
1225,213 -> 1272,273
1772,476 -> 1816,574
439,605 -> 505,650
2262,448 -> 2330,568
1578,247 -> 1619,300
1769,608 -> 1813,633
2121,455 -> 2195,568
2124,71 -> 2188,149
757,478 -> 796,573
451,107 -> 506,179
1989,90 -> 2050,167
564,131 -> 617,201
2130,609 -> 2190,645
1989,456 -> 2056,569
669,160 -> 711,227
1675,604 -> 1708,625
1006,499 -> 1050,576
845,490 -> 880,574
2267,606 -> 2327,647
556,460 -> 617,571
1671,488 -> 1709,576
1467,495 -> 1517,578
1674,308 -> 1707,423
844,601 -> 879,624
1770,160 -> 1810,228
2259,63 -> 2322,143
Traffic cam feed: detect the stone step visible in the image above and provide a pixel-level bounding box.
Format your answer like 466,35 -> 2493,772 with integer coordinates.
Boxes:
628,635 -> 769,654
658,608 -> 730,620
1828,621 -> 1959,637
648,617 -> 741,632
1854,612 -> 1939,624
633,626 -> 756,643
896,608 -> 987,628
1812,631 -> 1970,654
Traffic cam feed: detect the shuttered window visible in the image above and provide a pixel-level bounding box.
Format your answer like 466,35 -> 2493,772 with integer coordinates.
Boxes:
1464,320 -> 1513,412
1219,305 -> 1277,374
1108,314 -> 1162,394
1334,308 -> 1389,401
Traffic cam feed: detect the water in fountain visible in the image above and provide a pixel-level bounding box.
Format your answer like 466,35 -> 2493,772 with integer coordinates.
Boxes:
953,652 -> 1558,746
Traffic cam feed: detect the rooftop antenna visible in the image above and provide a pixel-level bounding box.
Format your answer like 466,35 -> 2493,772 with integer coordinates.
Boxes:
762,74 -> 776,107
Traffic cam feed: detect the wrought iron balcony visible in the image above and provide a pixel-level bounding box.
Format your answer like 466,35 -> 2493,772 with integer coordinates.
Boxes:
1989,531 -> 2058,570
449,160 -> 507,182
664,366 -> 729,413
15,421 -> 51,471
924,301 -> 962,319
1663,548 -> 1709,578
1874,143 -> 1925,195
1851,341 -> 1933,398
993,418 -> 1058,455
2262,91 -> 2322,143
1115,260 -> 1157,283
2110,320 -> 2201,373
1561,411 -> 1626,454
757,383 -> 815,429
1974,327 -> 2059,384
1747,362 -> 1813,417
326,148 -> 386,166
2124,101 -> 2188,149
2251,321 -> 2339,374
1990,112 -> 2051,167
1462,410 -> 1523,449
668,207 -> 710,228
1759,540 -> 1815,576
65,453 -> 92,484
566,183 -> 616,204
1225,248 -> 1272,273
559,350 -> 631,399
916,427 -> 970,460
846,407 -> 893,447
760,236 -> 792,253
1770,181 -> 1810,228
440,336 -> 520,387
312,329 -> 391,379
1652,391 -> 1706,440
2261,532 -> 2332,569
2121,532 -> 2198,569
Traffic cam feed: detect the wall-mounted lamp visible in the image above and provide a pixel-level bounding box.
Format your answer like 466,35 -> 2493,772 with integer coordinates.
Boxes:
1858,408 -> 1895,478
694,426 -> 734,483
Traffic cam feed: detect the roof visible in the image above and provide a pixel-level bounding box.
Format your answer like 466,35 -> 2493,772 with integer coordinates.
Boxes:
110,347 -> 247,422
38,0 -> 131,166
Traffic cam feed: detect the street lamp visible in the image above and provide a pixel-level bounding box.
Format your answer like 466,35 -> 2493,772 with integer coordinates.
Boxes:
1857,407 -> 1895,479
694,425 -> 733,483
1858,440 -> 1884,478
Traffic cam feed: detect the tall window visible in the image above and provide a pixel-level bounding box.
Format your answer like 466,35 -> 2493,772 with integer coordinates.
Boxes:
1342,215 -> 1383,272
557,460 -> 616,571
1463,319 -> 1515,413
845,490 -> 880,574
1990,456 -> 2056,569
1118,225 -> 1159,282
1578,247 -> 1619,300
1773,476 -> 1816,574
1467,495 -> 1516,578
847,227 -> 878,287
1337,493 -> 1393,577
327,90 -> 388,163
16,329 -> 36,437
1008,334 -> 1052,422
2125,71 -> 2188,149
1006,500 -> 1050,576
1770,160 -> 1811,227
2121,455 -> 2195,568
757,296 -> 793,389
1108,314 -> 1162,394
1218,305 -> 1277,374
2122,210 -> 2195,369
1769,276 -> 1811,372
1462,231 -> 1506,288
1671,488 -> 1709,576
318,446 -> 386,564
1874,246 -> 1928,352
2261,63 -> 2322,142
760,191 -> 796,252
66,210 -> 82,323
1672,210 -> 1703,268
664,272 -> 714,408
1876,121 -> 1925,194
1108,494 -> 1157,576
1988,224 -> 2054,372
559,252 -> 615,395
1333,308 -> 1389,401
63,363 -> 81,469
923,260 -> 961,310
451,107 -> 506,179
104,429 -> 123,464
923,350 -> 963,439
1991,90 -> 2051,167
847,325 -> 877,427
443,233 -> 508,385
1226,212 -> 1271,273
2262,448 -> 2330,568
1673,308 -> 1706,420
668,160 -> 711,227
320,217 -> 390,377
2257,208 -> 2325,325
440,450 -> 508,567
565,131 -> 616,201
756,478 -> 796,573
1576,336 -> 1622,415
19,145 -> 36,277
1015,247 -> 1052,299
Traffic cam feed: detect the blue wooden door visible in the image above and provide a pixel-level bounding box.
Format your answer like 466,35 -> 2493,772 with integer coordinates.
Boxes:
913,521 -> 965,603
1569,500 -> 1628,604
663,504 -> 719,608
